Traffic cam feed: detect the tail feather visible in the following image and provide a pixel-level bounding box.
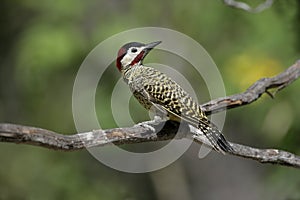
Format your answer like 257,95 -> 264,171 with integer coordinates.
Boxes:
198,121 -> 233,154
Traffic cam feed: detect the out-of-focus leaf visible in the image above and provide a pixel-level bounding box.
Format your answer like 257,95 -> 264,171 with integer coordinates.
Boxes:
224,53 -> 283,92
15,24 -> 84,89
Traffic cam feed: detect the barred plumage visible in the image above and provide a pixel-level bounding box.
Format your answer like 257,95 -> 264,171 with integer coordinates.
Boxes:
117,41 -> 233,153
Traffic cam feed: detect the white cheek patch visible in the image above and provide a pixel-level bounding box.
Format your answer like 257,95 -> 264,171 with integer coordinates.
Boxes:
121,47 -> 144,67
121,54 -> 134,67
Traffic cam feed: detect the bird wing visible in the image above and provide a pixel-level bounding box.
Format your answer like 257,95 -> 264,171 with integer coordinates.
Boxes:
139,82 -> 233,153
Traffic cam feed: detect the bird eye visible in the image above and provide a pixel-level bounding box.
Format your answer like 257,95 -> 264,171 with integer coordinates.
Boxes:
131,48 -> 137,53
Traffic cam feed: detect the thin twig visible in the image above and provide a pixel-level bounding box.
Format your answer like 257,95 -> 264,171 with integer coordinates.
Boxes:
201,60 -> 300,114
223,0 -> 274,13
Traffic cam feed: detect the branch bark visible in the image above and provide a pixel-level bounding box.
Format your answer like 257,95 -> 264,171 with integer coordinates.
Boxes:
202,59 -> 300,114
223,0 -> 274,13
1,60 -> 300,168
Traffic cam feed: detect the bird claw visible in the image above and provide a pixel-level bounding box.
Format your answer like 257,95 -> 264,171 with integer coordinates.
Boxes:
141,123 -> 156,132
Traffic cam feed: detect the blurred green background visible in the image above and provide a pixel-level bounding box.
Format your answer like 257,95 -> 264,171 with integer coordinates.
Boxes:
1,0 -> 300,199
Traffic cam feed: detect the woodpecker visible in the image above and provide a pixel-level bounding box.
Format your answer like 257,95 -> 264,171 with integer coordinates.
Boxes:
116,41 -> 233,154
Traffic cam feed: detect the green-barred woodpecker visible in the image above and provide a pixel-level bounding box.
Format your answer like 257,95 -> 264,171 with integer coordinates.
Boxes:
116,41 -> 233,154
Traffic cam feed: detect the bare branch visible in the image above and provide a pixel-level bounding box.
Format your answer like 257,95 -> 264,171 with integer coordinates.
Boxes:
202,60 -> 300,114
1,118 -> 300,168
0,60 -> 300,168
223,0 -> 274,13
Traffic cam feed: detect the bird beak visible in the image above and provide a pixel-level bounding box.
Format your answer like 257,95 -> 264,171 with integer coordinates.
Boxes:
143,41 -> 162,52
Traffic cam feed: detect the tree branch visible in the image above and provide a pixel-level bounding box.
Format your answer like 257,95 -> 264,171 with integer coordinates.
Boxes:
223,0 -> 274,13
202,59 -> 300,114
1,60 -> 300,168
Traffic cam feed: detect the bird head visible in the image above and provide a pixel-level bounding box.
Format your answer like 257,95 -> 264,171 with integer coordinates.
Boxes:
116,41 -> 161,72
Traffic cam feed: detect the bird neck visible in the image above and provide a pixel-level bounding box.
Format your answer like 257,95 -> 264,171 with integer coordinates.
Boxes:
123,63 -> 145,84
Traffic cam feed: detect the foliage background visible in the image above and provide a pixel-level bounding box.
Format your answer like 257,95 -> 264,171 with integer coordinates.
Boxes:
0,0 -> 300,199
